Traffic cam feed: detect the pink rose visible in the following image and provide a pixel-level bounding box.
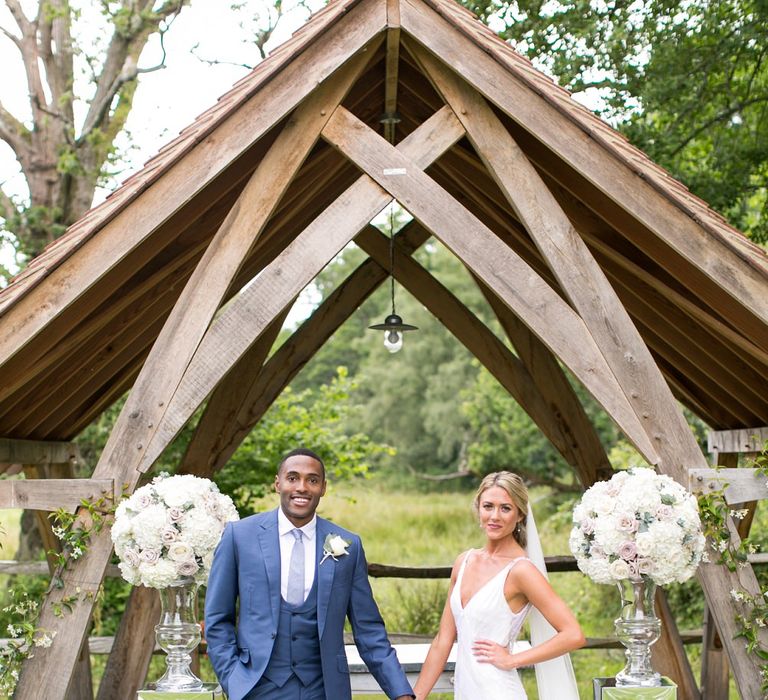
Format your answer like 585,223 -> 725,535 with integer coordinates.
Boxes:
618,541 -> 637,561
139,549 -> 160,564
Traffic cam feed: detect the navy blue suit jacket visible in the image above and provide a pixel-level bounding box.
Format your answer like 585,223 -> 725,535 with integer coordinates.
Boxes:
204,509 -> 413,700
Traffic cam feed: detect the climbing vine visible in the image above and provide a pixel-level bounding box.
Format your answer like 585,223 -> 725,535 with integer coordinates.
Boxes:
697,443 -> 768,691
0,489 -> 118,694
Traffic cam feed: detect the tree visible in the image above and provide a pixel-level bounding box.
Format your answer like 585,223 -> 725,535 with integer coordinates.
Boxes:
0,0 -> 193,262
215,366 -> 395,515
465,0 -> 768,243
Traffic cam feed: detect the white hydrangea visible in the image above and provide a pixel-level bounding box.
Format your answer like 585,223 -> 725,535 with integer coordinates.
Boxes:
110,474 -> 239,589
570,467 -> 704,587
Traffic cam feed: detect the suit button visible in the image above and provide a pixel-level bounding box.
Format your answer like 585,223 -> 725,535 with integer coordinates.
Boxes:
292,636 -> 297,641
270,633 -> 276,639
292,661 -> 297,667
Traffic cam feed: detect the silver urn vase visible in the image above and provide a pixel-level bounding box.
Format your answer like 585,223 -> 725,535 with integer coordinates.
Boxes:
154,577 -> 204,691
614,578 -> 662,687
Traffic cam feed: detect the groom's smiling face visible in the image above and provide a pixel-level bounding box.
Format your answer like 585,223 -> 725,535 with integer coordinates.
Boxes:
275,454 -> 327,527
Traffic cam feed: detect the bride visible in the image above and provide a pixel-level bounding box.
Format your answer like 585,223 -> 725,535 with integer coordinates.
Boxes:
413,471 -> 585,699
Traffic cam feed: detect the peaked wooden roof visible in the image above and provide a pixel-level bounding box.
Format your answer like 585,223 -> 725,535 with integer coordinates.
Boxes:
0,0 -> 766,443
8,1 -> 768,696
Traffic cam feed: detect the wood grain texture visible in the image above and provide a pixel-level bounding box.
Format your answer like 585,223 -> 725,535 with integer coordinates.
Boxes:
137,105 -> 465,471
708,427 -> 768,455
0,438 -> 80,466
398,6 -> 768,347
321,105 -> 659,464
0,479 -> 113,512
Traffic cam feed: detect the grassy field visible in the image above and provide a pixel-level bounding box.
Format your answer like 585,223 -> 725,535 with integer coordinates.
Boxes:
1,483 -> 738,698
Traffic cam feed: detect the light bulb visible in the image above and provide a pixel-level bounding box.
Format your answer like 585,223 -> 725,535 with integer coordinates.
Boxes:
383,329 -> 403,353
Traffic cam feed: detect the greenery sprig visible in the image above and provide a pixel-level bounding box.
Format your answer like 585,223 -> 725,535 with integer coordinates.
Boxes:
696,442 -> 768,692
0,487 -> 120,694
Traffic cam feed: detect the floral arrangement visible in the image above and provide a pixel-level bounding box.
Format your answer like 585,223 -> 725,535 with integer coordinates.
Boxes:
569,467 -> 706,586
111,473 -> 239,588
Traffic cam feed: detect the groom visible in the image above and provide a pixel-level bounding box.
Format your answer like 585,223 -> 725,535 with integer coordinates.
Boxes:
205,448 -> 414,700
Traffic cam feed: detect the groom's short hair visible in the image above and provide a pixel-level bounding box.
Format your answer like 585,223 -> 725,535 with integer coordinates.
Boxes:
278,448 -> 326,480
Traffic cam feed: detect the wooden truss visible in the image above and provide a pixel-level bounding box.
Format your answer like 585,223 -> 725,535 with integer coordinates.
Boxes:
3,0 -> 768,696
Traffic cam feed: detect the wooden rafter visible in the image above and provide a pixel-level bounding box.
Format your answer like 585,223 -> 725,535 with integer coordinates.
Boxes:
136,105 -> 465,472
398,10 -> 768,351
356,223 -> 611,484
321,104 -> 659,463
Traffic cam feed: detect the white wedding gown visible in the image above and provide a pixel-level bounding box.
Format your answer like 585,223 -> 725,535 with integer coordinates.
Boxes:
450,551 -> 531,699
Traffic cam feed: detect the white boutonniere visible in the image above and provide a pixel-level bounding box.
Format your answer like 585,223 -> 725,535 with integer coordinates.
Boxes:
320,533 -> 350,565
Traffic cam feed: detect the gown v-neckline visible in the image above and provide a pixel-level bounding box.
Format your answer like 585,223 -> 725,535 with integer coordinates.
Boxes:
458,550 -> 519,610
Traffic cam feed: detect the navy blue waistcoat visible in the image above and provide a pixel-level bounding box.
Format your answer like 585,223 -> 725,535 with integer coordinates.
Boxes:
262,578 -> 322,688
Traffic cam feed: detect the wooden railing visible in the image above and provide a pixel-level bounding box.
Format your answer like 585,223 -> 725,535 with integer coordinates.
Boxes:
7,554 -> 766,655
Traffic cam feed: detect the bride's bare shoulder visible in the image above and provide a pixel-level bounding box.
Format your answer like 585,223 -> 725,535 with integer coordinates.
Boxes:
449,549 -> 474,579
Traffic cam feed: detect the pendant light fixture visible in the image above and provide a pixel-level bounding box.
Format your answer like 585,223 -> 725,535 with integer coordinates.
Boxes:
369,203 -> 417,353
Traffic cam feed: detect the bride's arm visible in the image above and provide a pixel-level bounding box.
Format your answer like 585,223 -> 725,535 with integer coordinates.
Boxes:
474,560 -> 585,670
412,553 -> 464,700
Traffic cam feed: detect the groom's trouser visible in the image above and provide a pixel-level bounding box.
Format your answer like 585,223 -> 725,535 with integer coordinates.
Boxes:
245,675 -> 325,699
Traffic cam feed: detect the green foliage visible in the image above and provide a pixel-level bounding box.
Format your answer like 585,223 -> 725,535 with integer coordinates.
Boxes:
695,442 -> 768,689
215,366 -> 394,515
462,0 -> 768,245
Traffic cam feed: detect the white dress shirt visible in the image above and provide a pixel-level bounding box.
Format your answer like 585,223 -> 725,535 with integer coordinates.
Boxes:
277,507 -> 317,603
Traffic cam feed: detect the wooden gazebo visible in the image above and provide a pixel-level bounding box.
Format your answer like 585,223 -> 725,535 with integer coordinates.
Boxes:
1,0 -> 767,696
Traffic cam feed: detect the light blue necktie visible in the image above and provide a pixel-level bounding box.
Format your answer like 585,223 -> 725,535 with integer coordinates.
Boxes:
286,529 -> 305,606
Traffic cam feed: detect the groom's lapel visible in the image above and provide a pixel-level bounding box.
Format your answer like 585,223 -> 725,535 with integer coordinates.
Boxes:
316,517 -> 335,639
257,509 -> 281,629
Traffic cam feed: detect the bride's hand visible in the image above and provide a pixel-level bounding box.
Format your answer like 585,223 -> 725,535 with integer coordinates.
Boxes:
472,638 -> 514,670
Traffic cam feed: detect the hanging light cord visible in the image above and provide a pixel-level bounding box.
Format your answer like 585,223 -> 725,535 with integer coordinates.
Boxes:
389,203 -> 396,315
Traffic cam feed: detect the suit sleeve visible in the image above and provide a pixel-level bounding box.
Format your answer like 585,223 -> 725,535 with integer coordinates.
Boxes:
204,522 -> 239,693
347,538 -> 414,699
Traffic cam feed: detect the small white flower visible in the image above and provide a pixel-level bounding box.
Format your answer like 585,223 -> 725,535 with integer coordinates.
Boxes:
320,533 -> 351,564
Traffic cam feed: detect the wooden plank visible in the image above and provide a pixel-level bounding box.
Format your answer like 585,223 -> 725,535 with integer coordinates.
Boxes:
475,279 -> 612,486
357,223 -> 608,482
0,438 -> 80,466
700,607 -> 729,699
195,226 -> 431,474
397,6 -> 768,349
321,105 -> 659,464
0,479 -> 113,512
708,428 -> 768,456
0,0 -> 387,383
12,51 -> 379,700
689,468 -> 768,504
0,560 -> 122,576
414,46 -> 699,478
383,0 -> 401,143
137,105 -> 466,472
130,50 -> 375,465
179,311 -> 288,476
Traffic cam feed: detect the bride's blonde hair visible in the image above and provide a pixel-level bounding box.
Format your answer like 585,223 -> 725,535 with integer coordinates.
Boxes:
473,471 -> 528,547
